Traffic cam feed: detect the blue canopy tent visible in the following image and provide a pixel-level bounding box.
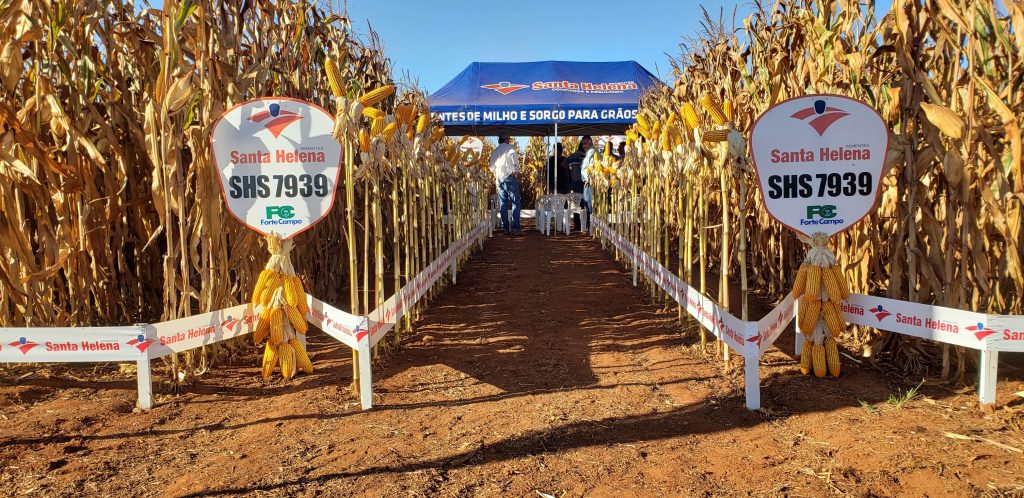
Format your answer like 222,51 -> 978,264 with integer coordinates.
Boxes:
430,60 -> 664,137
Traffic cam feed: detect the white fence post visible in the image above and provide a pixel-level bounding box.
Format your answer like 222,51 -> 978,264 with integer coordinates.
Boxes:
136,354 -> 153,410
978,348 -> 998,406
358,318 -> 373,410
744,354 -> 760,410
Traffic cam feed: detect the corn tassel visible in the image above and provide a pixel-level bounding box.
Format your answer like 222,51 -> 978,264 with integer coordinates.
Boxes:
358,84 -> 395,107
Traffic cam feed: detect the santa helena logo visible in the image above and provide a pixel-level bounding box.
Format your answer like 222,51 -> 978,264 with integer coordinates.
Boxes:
481,82 -> 528,95
790,99 -> 850,136
869,305 -> 891,321
966,322 -> 996,341
8,337 -> 38,355
249,103 -> 303,138
127,334 -> 154,352
220,315 -> 242,332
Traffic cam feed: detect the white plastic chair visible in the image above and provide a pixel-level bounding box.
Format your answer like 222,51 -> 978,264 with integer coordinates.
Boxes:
536,194 -> 551,233
566,192 -> 588,233
488,193 -> 501,232
543,194 -> 567,236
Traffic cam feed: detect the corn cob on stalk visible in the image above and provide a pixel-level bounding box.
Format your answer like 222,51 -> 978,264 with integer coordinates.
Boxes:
358,84 -> 395,107
700,94 -> 728,125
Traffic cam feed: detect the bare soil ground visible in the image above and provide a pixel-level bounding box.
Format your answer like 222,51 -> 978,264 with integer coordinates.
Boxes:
3,225 -> 1024,497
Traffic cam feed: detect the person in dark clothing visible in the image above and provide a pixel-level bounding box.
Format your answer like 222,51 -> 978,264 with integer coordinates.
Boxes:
546,143 -> 571,194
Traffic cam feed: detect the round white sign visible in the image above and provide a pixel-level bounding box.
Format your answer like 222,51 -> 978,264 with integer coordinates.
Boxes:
750,94 -> 888,238
210,97 -> 342,239
460,136 -> 484,155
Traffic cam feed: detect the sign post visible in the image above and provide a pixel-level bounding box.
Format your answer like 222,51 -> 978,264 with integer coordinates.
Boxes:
211,97 -> 342,239
210,97 -> 342,384
750,94 -> 888,237
750,94 -> 888,383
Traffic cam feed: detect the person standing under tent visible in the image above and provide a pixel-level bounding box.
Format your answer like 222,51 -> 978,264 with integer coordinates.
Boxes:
489,135 -> 522,236
579,135 -> 597,215
547,143 -> 570,195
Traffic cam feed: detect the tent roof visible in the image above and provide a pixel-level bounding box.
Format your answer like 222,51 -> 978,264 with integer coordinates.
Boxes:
430,61 -> 664,137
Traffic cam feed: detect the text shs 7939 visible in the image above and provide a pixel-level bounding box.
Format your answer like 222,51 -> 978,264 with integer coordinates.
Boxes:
750,94 -> 888,238
210,98 -> 342,239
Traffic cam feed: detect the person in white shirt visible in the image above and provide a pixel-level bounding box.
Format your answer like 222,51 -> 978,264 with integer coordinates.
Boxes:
578,135 -> 597,219
488,135 -> 522,235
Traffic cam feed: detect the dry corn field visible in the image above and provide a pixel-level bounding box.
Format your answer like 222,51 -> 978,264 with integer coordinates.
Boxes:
2,0 -> 1024,496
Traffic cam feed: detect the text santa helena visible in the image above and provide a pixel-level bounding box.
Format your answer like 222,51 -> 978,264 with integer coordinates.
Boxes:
770,146 -> 871,163
230,148 -> 326,165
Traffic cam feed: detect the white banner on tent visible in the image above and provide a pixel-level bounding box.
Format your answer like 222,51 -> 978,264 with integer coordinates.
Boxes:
0,327 -> 146,362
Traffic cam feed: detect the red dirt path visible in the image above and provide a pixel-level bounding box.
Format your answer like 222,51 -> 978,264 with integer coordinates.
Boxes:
2,227 -> 1024,497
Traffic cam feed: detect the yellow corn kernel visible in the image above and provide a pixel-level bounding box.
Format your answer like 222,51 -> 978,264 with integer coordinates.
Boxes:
358,84 -> 395,107
416,113 -> 429,134
325,58 -> 345,99
680,102 -> 699,131
702,128 -> 729,143
253,308 -> 271,345
798,295 -> 821,334
823,265 -> 845,303
823,301 -> 845,336
805,265 -> 822,300
251,269 -> 272,306
812,343 -> 827,378
361,106 -> 385,120
800,340 -> 813,375
290,338 -> 314,373
825,338 -> 841,377
723,99 -> 734,121
278,342 -> 295,379
370,116 -> 385,137
792,263 -> 808,298
261,342 -> 278,380
700,94 -> 728,125
269,308 -> 283,345
382,122 -> 399,142
359,128 -> 371,153
285,305 -> 308,335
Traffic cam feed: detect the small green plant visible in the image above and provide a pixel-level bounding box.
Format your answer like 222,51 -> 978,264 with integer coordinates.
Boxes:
887,379 -> 926,409
859,399 -> 880,415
